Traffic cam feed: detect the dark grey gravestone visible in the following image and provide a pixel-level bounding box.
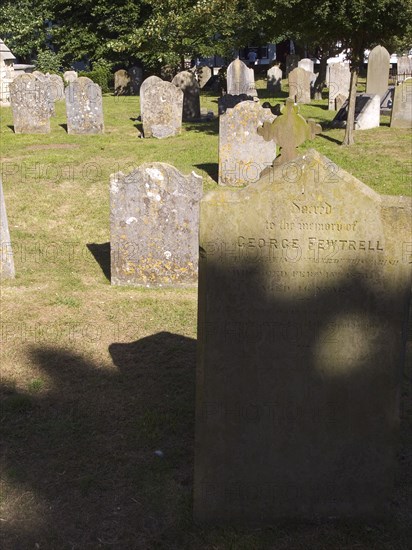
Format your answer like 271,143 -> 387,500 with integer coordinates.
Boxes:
285,54 -> 300,76
65,76 -> 104,134
172,70 -> 201,121
129,66 -> 143,94
142,81 -> 183,138
9,74 -> 51,133
194,149 -> 412,523
139,75 -> 163,121
0,177 -> 15,279
110,163 -> 202,287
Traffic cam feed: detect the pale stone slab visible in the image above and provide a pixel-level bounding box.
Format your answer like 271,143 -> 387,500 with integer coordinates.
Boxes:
328,62 -> 350,110
397,56 -> 412,82
9,74 -> 51,133
267,66 -> 282,94
298,58 -> 314,73
366,45 -> 390,99
218,101 -> 276,186
390,79 -> 412,128
172,70 -> 201,121
114,69 -> 130,95
227,58 -> 257,97
288,67 -> 311,104
110,163 -> 202,287
0,177 -> 15,279
65,76 -> 104,134
63,70 -> 78,83
142,81 -> 183,138
286,54 -> 299,76
139,75 -> 162,120
194,149 -> 412,523
333,94 -> 380,130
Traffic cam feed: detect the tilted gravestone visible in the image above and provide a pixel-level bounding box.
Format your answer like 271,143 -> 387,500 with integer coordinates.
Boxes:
218,101 -> 276,187
328,62 -> 351,110
390,78 -> 412,128
0,177 -> 15,279
172,70 -> 201,121
110,163 -> 202,287
63,70 -> 78,84
227,58 -> 257,97
65,76 -> 104,134
288,67 -> 311,104
114,69 -> 130,95
366,45 -> 390,99
333,94 -> 380,130
267,66 -> 282,94
142,81 -> 183,138
139,75 -> 163,121
285,54 -> 300,76
194,148 -> 412,523
129,66 -> 143,94
9,74 -> 51,133
197,66 -> 212,88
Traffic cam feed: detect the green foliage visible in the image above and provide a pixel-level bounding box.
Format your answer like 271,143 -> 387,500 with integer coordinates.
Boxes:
79,60 -> 113,92
35,49 -> 62,73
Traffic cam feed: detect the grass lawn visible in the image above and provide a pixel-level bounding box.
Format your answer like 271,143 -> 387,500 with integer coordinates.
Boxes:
0,80 -> 411,549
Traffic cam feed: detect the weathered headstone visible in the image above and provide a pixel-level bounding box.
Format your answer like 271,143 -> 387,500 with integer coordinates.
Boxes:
218,101 -> 276,187
114,69 -> 130,95
33,71 -> 55,116
333,94 -> 380,130
366,45 -> 390,99
129,66 -> 143,94
194,148 -> 412,523
63,70 -> 78,84
142,81 -> 183,138
139,75 -> 163,120
65,76 -> 104,134
328,62 -> 351,110
298,58 -> 314,73
285,54 -> 300,76
288,67 -> 311,104
397,56 -> 412,82
172,70 -> 201,121
110,163 -> 202,286
48,74 -> 65,101
390,78 -> 412,128
258,98 -> 321,167
197,66 -> 212,88
227,58 -> 257,97
0,177 -> 15,279
218,94 -> 257,115
9,73 -> 51,133
267,66 -> 282,94
335,93 -> 347,112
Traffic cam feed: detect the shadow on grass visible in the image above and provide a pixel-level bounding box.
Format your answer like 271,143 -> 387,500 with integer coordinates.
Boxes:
184,118 -> 219,136
87,242 -> 111,281
1,332 -> 196,548
318,132 -> 343,145
7,125 -> 15,133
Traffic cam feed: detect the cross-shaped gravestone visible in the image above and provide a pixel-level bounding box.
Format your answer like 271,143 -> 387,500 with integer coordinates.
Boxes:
257,98 -> 321,166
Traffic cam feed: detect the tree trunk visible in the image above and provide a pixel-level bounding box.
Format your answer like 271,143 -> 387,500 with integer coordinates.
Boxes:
313,56 -> 328,100
342,66 -> 358,146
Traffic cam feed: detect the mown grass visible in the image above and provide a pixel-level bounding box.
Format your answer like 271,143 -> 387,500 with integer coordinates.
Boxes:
0,80 -> 411,549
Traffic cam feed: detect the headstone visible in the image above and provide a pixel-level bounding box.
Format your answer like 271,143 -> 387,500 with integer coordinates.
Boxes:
380,86 -> 394,115
257,98 -> 321,166
65,76 -> 104,134
267,66 -> 282,94
172,70 -> 201,121
9,73 -> 51,133
333,94 -> 380,130
48,74 -> 65,101
63,70 -> 78,84
110,163 -> 202,286
218,101 -> 276,187
114,69 -> 130,95
288,67 -> 311,104
328,62 -> 351,110
139,75 -> 163,120
227,58 -> 257,97
194,148 -> 412,523
197,66 -> 212,88
298,58 -> 314,73
366,45 -> 390,99
218,94 -> 257,115
390,79 -> 412,128
285,54 -> 300,76
129,66 -> 143,94
142,81 -> 183,138
33,71 -> 55,116
335,93 -> 347,111
0,177 -> 15,279
397,56 -> 412,82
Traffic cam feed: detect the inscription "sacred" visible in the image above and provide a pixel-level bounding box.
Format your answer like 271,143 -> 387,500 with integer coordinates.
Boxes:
292,202 -> 332,215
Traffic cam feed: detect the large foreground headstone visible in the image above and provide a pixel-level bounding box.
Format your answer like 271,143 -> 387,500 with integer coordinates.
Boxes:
139,75 -> 163,121
0,177 -> 15,279
288,67 -> 311,104
227,58 -> 257,97
9,74 -> 51,133
65,76 -> 104,134
172,70 -> 201,121
328,62 -> 351,110
218,101 -> 276,186
194,149 -> 412,523
366,45 -> 390,99
110,163 -> 202,286
142,81 -> 183,138
390,79 -> 412,128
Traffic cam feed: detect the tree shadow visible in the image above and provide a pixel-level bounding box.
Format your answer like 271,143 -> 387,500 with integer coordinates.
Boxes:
318,132 -> 342,145
87,242 -> 111,281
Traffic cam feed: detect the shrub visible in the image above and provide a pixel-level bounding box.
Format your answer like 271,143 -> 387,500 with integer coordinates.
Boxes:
35,49 -> 62,74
